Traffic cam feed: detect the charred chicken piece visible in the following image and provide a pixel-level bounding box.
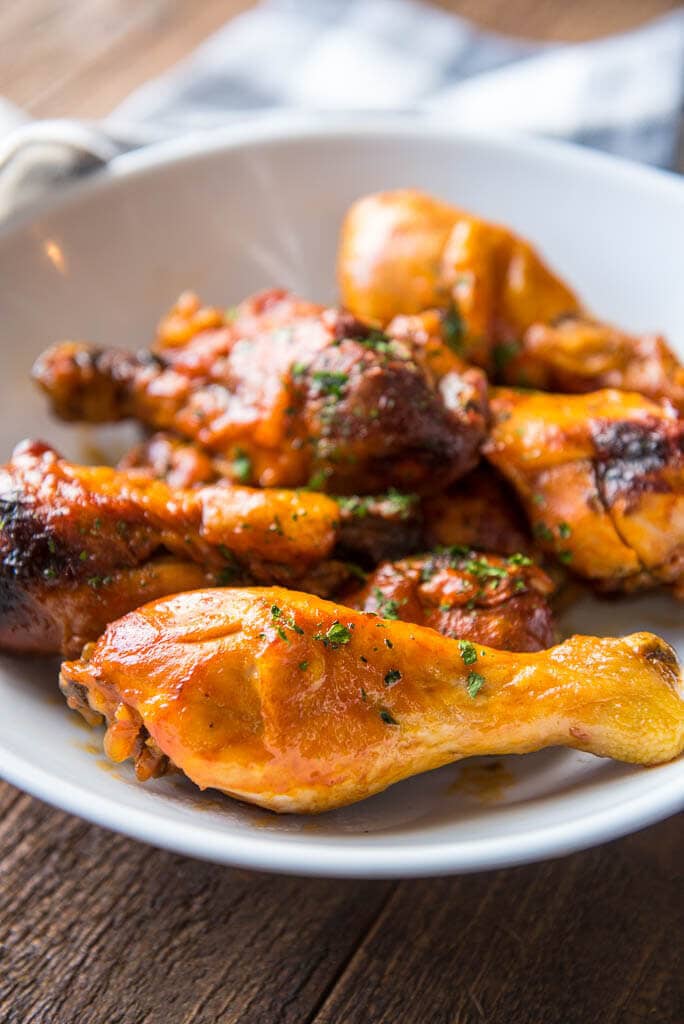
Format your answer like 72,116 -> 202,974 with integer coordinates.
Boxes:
485,389 -> 684,593
0,440 -> 345,655
348,548 -> 555,651
32,288 -> 487,495
60,587 -> 684,812
338,190 -> 684,409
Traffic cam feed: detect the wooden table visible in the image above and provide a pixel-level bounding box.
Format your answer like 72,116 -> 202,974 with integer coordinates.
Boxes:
1,3 -> 682,1022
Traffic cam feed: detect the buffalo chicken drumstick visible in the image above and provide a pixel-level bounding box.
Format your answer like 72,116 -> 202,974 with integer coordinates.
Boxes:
61,587 -> 684,813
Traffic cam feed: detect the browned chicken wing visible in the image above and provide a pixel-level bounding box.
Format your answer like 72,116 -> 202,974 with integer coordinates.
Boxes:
32,288 -> 488,495
60,587 -> 684,812
348,548 -> 555,651
338,190 -> 684,409
485,388 -> 684,593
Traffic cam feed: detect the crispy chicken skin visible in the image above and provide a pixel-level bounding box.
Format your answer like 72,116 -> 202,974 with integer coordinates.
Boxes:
60,587 -> 684,813
32,288 -> 487,495
347,549 -> 555,651
485,389 -> 684,593
338,190 -> 684,409
0,441 -> 346,655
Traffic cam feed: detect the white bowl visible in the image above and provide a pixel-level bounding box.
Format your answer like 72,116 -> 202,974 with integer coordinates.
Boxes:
0,116 -> 682,877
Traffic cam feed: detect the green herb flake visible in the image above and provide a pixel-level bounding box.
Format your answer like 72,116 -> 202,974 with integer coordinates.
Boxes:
314,621 -> 352,649
231,450 -> 252,483
78,549 -> 88,562
299,661 -> 309,671
379,708 -> 399,726
360,655 -> 369,664
270,605 -> 282,619
384,638 -> 393,649
442,305 -> 464,353
558,521 -> 572,539
458,639 -> 478,666
291,361 -> 308,379
276,626 -> 289,643
372,588 -> 403,620
558,550 -> 573,564
384,669 -> 402,688
534,522 -> 555,543
466,672 -> 485,698
507,552 -> 532,567
311,370 -> 348,398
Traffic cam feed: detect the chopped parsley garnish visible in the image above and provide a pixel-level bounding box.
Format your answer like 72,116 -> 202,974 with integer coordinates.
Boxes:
276,626 -> 289,643
458,639 -> 478,666
514,579 -> 527,592
384,669 -> 402,687
442,305 -> 465,353
558,522 -> 572,539
87,575 -> 112,590
337,495 -> 372,518
462,557 -> 508,582
379,708 -> 399,726
558,550 -> 573,564
311,370 -> 348,398
360,329 -> 391,352
384,488 -> 417,519
79,550 -> 88,561
270,605 -> 282,619
43,566 -> 57,579
507,552 -> 532,567
372,588 -> 403,620
291,361 -> 308,379
466,672 -> 485,698
307,469 -> 328,491
314,621 -> 352,648
47,538 -> 57,554
299,661 -> 309,671
384,638 -> 393,649
231,450 -> 252,483
534,522 -> 555,543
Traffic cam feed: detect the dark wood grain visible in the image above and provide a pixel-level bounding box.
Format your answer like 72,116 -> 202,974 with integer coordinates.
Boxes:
0,787 -> 396,1024
1,3 -> 683,1022
1,785 -> 680,1024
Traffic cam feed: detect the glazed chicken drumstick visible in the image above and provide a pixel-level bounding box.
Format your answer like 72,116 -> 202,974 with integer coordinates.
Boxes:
60,587 -> 684,813
32,288 -> 487,494
0,440 -> 342,655
485,388 -> 684,594
338,190 -> 684,409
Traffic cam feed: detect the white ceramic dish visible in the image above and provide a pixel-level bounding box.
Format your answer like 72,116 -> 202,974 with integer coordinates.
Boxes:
0,117 -> 682,877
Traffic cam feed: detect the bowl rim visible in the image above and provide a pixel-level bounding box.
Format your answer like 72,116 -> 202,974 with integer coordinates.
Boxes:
0,114 -> 682,877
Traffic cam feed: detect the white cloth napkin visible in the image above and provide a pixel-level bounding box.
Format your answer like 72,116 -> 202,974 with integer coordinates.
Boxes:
1,0 -> 683,217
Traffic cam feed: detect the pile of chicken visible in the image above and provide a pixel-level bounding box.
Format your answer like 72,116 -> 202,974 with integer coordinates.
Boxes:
2,189 -> 683,813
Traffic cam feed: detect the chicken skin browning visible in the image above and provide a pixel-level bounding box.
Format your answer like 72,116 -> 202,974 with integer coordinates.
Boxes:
485,389 -> 684,593
60,587 -> 684,813
0,441 -> 346,655
348,549 -> 555,651
338,190 -> 684,408
32,288 -> 487,495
